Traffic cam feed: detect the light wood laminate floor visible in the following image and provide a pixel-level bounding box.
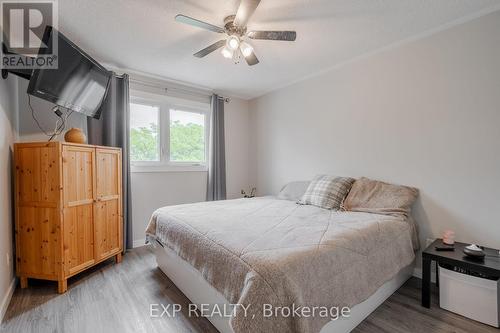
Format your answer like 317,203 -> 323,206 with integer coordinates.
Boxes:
1,246 -> 498,333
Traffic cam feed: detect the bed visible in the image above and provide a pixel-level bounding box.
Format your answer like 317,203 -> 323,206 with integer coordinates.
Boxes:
146,197 -> 417,333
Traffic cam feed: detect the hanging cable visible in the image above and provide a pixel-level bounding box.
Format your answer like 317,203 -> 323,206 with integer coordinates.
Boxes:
28,94 -> 73,141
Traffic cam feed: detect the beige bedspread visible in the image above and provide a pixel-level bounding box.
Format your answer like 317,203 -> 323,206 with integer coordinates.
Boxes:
146,197 -> 416,333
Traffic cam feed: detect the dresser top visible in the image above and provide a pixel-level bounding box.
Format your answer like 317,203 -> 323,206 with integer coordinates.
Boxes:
15,141 -> 121,151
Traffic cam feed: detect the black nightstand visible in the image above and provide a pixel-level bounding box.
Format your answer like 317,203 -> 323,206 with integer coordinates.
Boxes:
421,239 -> 500,308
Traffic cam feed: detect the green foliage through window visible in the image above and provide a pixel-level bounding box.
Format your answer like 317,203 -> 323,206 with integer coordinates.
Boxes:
130,123 -> 159,161
170,120 -> 205,162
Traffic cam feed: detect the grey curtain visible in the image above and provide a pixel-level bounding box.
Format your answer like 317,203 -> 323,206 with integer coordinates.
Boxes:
206,94 -> 226,201
87,73 -> 132,250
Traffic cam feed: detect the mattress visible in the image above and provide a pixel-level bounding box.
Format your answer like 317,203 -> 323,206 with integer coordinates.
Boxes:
146,197 -> 416,333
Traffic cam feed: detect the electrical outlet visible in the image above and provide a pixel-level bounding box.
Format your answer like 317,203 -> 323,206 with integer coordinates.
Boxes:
426,238 -> 436,247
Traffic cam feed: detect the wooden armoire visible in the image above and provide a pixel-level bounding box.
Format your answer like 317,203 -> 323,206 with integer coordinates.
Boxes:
14,141 -> 123,293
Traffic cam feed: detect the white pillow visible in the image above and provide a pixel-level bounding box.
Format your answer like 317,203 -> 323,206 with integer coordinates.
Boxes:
277,181 -> 310,201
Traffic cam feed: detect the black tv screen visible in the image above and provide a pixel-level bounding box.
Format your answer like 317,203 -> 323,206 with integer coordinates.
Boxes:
27,26 -> 111,119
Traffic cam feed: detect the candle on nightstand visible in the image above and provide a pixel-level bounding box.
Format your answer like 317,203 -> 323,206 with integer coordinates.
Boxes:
442,230 -> 455,245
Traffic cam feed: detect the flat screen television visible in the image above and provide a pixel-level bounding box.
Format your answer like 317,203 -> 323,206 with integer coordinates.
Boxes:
27,26 -> 111,119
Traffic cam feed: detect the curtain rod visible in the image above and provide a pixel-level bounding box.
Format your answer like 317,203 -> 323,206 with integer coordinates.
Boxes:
129,77 -> 230,103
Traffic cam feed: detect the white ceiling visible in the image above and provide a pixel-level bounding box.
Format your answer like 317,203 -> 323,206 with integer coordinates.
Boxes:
58,0 -> 500,99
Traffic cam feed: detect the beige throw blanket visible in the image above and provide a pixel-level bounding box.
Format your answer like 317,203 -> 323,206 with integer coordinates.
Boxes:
146,198 -> 416,333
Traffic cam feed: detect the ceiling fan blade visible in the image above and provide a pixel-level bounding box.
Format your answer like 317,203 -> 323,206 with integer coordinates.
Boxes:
244,51 -> 259,66
175,14 -> 225,34
234,0 -> 261,27
247,31 -> 296,41
193,40 -> 227,58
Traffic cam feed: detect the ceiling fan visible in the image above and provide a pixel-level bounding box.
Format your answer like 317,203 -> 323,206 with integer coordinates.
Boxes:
175,0 -> 297,66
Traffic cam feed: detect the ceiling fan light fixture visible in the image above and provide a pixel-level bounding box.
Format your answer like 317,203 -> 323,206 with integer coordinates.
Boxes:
176,0 -> 297,66
240,42 -> 253,57
221,46 -> 234,59
227,35 -> 240,50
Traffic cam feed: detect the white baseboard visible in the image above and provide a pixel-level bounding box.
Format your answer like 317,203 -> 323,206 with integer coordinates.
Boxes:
133,238 -> 146,248
1,278 -> 17,323
413,267 -> 437,283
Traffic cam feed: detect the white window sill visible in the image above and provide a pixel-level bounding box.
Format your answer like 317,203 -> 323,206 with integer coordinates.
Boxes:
131,164 -> 208,173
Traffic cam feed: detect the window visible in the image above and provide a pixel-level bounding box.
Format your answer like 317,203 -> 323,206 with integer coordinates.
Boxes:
130,103 -> 160,162
170,109 -> 206,163
129,93 -> 209,172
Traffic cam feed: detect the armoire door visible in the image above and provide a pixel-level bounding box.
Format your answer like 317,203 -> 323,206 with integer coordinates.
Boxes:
15,143 -> 62,279
94,148 -> 122,260
62,145 -> 96,276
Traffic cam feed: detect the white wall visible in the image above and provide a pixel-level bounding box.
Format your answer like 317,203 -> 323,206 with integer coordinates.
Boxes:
0,75 -> 19,320
131,172 -> 206,246
131,98 -> 252,245
225,98 -> 252,199
17,79 -> 87,142
249,10 -> 500,258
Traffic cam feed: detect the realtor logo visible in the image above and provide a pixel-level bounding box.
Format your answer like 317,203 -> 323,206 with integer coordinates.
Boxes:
1,0 -> 58,69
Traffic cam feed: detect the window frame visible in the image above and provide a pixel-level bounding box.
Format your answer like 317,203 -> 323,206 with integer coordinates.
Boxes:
129,91 -> 210,173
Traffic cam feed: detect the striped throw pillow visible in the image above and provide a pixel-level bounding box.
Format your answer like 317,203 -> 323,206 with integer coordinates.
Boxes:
298,175 -> 355,210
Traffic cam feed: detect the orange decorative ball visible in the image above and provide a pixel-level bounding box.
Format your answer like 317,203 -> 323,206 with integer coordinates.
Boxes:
64,128 -> 87,144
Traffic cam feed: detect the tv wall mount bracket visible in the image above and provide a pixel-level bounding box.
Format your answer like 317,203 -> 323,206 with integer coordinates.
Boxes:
2,42 -> 33,80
